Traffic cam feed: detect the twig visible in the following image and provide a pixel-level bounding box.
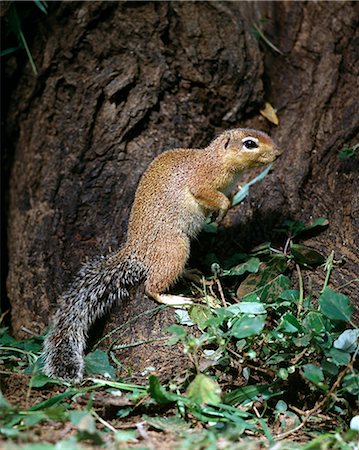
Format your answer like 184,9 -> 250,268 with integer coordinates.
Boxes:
111,336 -> 168,351
274,354 -> 356,441
290,348 -> 308,366
283,237 -> 291,256
227,348 -> 276,377
92,411 -> 117,433
215,278 -> 227,308
337,278 -> 359,291
20,327 -> 38,337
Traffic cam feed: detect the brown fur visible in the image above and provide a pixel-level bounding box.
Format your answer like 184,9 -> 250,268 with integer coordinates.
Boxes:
43,128 -> 281,382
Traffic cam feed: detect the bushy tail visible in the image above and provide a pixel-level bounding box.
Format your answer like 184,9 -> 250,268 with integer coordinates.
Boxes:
43,252 -> 145,382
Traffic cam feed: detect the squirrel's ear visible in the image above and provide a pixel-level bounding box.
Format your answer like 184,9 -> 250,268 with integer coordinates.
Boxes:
224,136 -> 230,150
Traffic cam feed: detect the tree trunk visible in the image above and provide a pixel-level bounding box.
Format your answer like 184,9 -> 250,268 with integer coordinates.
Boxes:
3,1 -> 358,372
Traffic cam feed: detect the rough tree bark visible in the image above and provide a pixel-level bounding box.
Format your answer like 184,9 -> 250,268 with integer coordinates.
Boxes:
3,2 -> 358,373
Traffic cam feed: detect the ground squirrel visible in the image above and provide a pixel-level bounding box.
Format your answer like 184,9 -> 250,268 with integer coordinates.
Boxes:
43,128 -> 281,382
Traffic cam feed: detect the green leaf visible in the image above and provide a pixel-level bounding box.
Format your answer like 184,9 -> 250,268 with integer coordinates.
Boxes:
34,0 -> 48,14
290,243 -> 326,267
279,313 -> 303,333
223,384 -> 268,405
342,373 -> 359,395
186,374 -> 221,405
30,390 -> 77,411
114,429 -> 138,443
275,400 -> 288,412
188,305 -> 213,331
296,217 -> 329,237
0,46 -> 21,57
237,256 -> 288,300
302,364 -> 328,391
222,257 -> 260,277
231,164 -> 272,206
319,288 -> 353,322
31,373 -> 61,388
304,312 -> 327,334
279,290 -> 300,301
165,324 -> 187,345
227,302 -> 266,315
229,314 -> 266,339
333,329 -> 359,353
148,375 -> 177,404
327,348 -> 351,367
84,350 -> 116,378
143,414 -> 190,432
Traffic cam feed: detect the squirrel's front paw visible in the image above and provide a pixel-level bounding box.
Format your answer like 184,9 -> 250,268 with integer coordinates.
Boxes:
43,341 -> 84,383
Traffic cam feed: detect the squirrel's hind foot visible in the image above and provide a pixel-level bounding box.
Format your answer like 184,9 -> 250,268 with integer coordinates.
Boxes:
147,292 -> 193,306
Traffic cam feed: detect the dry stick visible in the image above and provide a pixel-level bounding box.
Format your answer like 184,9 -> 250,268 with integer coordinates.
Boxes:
290,347 -> 308,366
92,411 -> 118,433
215,277 -> 227,308
227,347 -> 276,377
274,358 -> 355,441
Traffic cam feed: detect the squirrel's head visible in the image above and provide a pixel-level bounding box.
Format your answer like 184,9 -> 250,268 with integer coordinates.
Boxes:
213,128 -> 282,171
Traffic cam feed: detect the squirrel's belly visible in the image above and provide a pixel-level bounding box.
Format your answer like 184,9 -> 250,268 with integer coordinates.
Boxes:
180,190 -> 207,238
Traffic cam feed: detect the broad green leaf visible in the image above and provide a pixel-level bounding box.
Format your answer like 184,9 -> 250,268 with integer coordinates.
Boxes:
31,373 -> 61,388
302,364 -> 328,391
143,414 -> 190,432
279,290 -> 300,301
319,288 -> 353,322
222,257 -> 260,277
148,375 -> 177,404
333,329 -> 359,353
259,275 -> 291,302
227,302 -> 266,315
275,400 -> 288,412
279,313 -> 303,333
23,411 -> 47,427
327,348 -> 351,367
237,256 -> 288,300
114,430 -> 138,443
342,373 -> 359,395
229,314 -> 266,339
84,350 -> 116,378
304,312 -> 327,334
165,324 -> 187,345
296,217 -> 329,237
290,243 -> 326,267
188,305 -> 213,331
186,374 -> 221,405
69,411 -> 96,432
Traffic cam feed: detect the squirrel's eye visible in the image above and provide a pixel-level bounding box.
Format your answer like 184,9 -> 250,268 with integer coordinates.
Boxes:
243,139 -> 259,149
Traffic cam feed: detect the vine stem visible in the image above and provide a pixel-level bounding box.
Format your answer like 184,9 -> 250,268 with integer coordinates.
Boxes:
296,264 -> 304,317
275,348 -> 357,441
321,250 -> 334,293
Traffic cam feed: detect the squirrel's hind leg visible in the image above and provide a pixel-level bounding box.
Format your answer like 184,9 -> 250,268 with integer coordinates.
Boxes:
145,235 -> 193,305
